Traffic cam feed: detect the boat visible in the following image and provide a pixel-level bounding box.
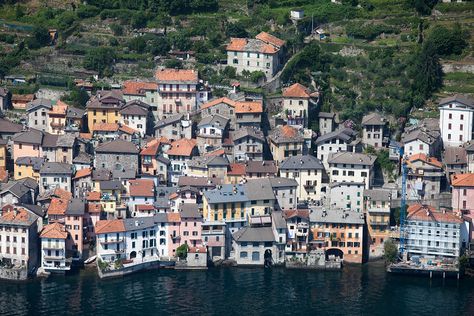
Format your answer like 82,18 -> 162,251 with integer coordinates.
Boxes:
84,255 -> 97,264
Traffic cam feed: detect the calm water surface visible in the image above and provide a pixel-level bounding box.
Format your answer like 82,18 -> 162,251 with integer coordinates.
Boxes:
0,261 -> 473,315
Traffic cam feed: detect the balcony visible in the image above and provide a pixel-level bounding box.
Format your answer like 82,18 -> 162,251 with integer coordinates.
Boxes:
43,243 -> 64,250
50,122 -> 65,128
171,234 -> 181,241
175,98 -> 181,103
304,184 -> 315,191
44,254 -> 66,260
101,238 -> 124,244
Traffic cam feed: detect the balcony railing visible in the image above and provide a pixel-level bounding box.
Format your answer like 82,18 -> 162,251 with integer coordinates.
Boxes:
43,244 -> 64,250
101,238 -> 124,244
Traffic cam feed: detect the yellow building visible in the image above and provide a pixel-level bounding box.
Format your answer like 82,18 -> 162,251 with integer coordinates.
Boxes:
0,140 -> 7,170
14,157 -> 45,181
268,125 -> 306,164
86,90 -> 124,132
202,180 -> 275,222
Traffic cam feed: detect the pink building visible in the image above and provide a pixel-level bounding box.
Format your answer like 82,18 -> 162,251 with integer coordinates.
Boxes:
167,213 -> 181,257
85,202 -> 103,240
451,173 -> 474,215
179,203 -> 203,247
12,129 -> 43,161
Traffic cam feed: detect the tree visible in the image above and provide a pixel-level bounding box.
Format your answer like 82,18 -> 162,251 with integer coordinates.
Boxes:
411,45 -> 443,99
62,81 -> 90,108
110,24 -> 124,36
250,70 -> 265,83
222,66 -> 237,79
176,244 -> 189,259
225,22 -> 248,38
383,239 -> 398,263
164,58 -> 183,69
27,25 -> 50,49
83,47 -> 116,77
128,36 -> 147,53
424,24 -> 469,57
148,38 -> 171,56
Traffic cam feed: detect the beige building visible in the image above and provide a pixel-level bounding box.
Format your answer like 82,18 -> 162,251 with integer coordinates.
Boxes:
227,32 -> 286,79
361,112 -> 389,149
279,155 -> 325,203
268,125 -> 310,164
282,83 -> 312,128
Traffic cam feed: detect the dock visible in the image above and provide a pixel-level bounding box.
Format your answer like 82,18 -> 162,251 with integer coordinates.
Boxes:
387,262 -> 461,279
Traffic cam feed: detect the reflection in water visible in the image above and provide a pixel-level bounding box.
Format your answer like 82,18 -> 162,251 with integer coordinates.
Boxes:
0,262 -> 472,315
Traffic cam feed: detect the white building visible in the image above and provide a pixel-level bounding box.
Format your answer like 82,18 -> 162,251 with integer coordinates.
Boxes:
26,98 -> 52,132
40,222 -> 71,272
39,162 -> 74,194
119,101 -> 150,137
439,94 -> 474,147
0,208 -> 39,275
282,83 -> 312,128
226,32 -> 286,79
315,127 -> 360,170
328,152 -> 376,190
405,204 -> 463,260
328,182 -> 364,212
231,226 -> 277,265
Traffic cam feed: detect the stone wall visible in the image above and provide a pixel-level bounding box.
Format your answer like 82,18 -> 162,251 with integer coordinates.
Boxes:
95,153 -> 138,172
0,267 -> 28,280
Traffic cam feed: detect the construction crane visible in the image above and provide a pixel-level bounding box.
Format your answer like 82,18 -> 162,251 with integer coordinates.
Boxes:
399,147 -> 407,257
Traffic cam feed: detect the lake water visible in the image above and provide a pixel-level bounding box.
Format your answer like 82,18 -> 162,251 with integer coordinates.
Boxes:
0,261 -> 473,315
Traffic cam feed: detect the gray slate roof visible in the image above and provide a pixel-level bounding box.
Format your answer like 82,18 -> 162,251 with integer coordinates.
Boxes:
154,113 -> 184,129
42,133 -> 59,147
124,217 -> 156,231
13,129 -> 43,145
112,168 -> 136,179
100,180 -> 125,191
315,127 -> 355,145
245,160 -> 278,174
230,126 -> 265,142
364,188 -> 391,201
362,112 -> 386,126
66,198 -> 85,215
0,180 -> 31,198
26,98 -> 52,112
328,152 -> 376,166
401,126 -> 439,145
187,155 -> 230,168
92,169 -> 112,181
280,155 -> 324,170
309,208 -> 365,224
0,118 -> 22,134
438,94 -> 474,108
318,112 -> 335,119
15,157 -> 45,171
232,226 -> 275,242
271,211 -> 287,229
269,177 -> 298,188
179,203 -> 202,219
198,114 -> 229,128
66,107 -> 85,119
120,103 -> 148,116
444,146 -> 467,165
96,139 -> 139,154
73,152 -> 92,164
56,133 -> 76,148
40,162 -> 74,175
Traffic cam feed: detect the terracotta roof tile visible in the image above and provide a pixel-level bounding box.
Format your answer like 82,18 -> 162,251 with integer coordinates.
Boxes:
128,179 -> 155,197
166,138 -> 197,157
235,101 -> 263,114
204,148 -> 225,157
1,208 -> 33,223
167,213 -> 181,223
201,97 -> 236,110
93,122 -> 119,132
53,188 -> 72,200
86,191 -> 101,201
227,163 -> 246,176
119,124 -> 138,135
282,83 -> 311,98
73,168 -> 92,180
122,81 -> 158,96
451,173 -> 474,187
408,153 -> 443,168
40,222 -> 67,239
95,219 -> 125,234
255,31 -> 286,47
87,202 -> 102,213
226,38 -> 248,51
79,133 -> 92,140
48,101 -> 68,115
407,204 -> 463,224
48,198 -> 69,216
140,138 -> 161,156
155,69 -> 198,83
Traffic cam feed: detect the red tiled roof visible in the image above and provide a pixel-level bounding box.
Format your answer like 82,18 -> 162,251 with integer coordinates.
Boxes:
155,69 -> 198,82
93,123 -> 119,132
408,153 -> 443,168
235,101 -> 263,114
226,38 -> 248,51
48,198 -> 69,216
407,204 -> 463,224
201,97 -> 236,110
140,138 -> 161,156
1,208 -> 32,223
79,133 -> 92,140
188,246 -> 207,254
283,209 -> 309,220
227,163 -> 246,176
205,148 -> 225,157
122,81 -> 158,96
129,179 -> 155,197
255,31 -> 286,47
282,83 -> 311,98
87,202 -> 102,214
73,168 -> 92,180
451,173 -> 474,187
136,204 -> 155,211
167,213 -> 181,223
169,192 -> 179,200
53,188 -> 72,200
167,138 -> 197,157
95,219 -> 125,234
86,191 -> 101,201
119,124 -> 138,135
40,222 -> 67,239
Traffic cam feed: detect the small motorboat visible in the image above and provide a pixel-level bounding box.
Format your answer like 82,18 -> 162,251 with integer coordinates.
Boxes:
84,255 -> 97,264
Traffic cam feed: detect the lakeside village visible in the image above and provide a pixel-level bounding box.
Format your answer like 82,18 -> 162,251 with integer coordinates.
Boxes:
0,31 -> 474,280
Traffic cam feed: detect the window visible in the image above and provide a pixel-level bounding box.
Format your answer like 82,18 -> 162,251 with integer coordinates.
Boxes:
240,251 -> 248,258
252,251 -> 260,261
